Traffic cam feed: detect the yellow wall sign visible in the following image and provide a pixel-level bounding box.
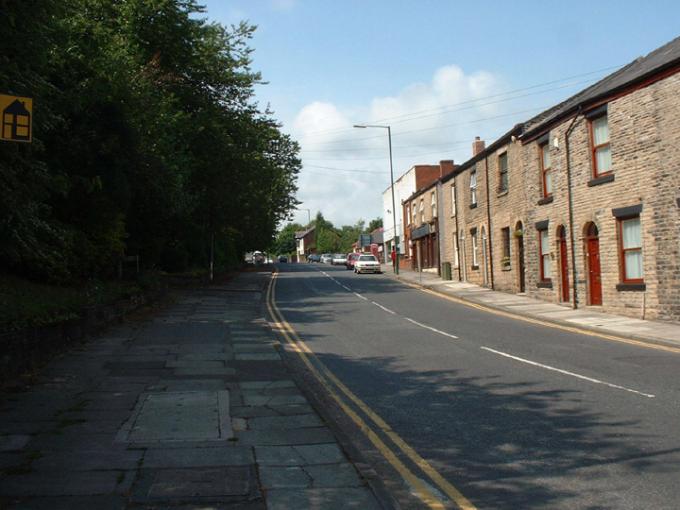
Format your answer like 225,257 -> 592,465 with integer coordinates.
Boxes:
1,94 -> 33,143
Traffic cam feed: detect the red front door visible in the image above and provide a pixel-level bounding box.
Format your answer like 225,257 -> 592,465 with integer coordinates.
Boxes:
587,237 -> 602,306
559,233 -> 569,302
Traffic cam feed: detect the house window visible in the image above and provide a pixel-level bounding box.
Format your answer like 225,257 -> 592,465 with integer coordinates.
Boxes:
450,184 -> 456,216
498,152 -> 508,193
471,230 -> 478,268
406,205 -> 411,226
419,199 -> 424,223
539,228 -> 551,282
430,191 -> 436,219
501,227 -> 511,268
590,113 -> 612,177
540,142 -> 552,197
470,171 -> 477,206
412,202 -> 417,225
619,216 -> 643,282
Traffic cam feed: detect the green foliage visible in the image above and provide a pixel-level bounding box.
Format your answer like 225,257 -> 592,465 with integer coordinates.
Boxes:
0,274 -> 141,331
0,0 -> 300,281
368,217 -> 383,232
271,223 -> 303,255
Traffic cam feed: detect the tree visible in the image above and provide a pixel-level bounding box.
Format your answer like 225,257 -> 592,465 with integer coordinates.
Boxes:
368,217 -> 383,232
0,0 -> 301,280
271,223 -> 302,256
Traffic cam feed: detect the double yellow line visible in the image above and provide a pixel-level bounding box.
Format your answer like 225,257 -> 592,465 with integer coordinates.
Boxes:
266,271 -> 476,510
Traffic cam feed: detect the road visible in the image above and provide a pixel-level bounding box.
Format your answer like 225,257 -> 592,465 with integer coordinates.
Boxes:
270,262 -> 680,509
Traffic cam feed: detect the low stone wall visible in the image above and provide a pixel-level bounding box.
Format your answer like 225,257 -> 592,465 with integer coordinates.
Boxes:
0,291 -> 162,386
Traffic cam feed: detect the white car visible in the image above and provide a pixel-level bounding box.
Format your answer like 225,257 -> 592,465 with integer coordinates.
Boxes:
320,253 -> 333,264
354,254 -> 381,274
331,253 -> 347,265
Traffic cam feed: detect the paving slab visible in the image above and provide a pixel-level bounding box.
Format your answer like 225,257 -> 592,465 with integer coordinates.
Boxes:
142,445 -> 253,468
117,391 -> 232,443
1,495 -> 127,510
248,414 -> 324,430
242,393 -> 307,406
31,449 -> 143,471
235,353 -> 282,361
237,428 -> 336,447
259,465 -> 311,489
132,466 -> 255,501
239,380 -> 297,390
0,469 -> 135,496
294,443 -> 347,465
265,488 -> 382,510
305,463 -> 364,488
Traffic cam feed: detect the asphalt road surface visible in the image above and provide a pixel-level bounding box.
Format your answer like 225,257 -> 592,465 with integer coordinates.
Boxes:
271,262 -> 680,510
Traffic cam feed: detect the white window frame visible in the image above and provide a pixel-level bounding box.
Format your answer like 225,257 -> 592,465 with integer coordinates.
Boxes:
450,184 -> 456,216
470,171 -> 477,205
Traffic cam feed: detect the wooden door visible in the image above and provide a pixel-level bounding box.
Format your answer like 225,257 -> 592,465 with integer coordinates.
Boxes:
587,235 -> 602,305
559,228 -> 569,302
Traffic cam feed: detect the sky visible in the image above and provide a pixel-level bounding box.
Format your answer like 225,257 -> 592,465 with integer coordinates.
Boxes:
201,0 -> 680,228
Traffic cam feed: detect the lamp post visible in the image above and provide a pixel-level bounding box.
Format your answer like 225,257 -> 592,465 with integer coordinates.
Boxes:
296,208 -> 311,225
354,124 -> 399,274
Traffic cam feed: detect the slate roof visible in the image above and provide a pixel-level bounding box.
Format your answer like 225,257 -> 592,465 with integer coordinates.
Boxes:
521,36 -> 680,140
294,226 -> 315,239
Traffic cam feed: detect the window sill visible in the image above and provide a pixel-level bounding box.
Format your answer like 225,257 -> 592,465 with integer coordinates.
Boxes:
497,190 -> 509,198
501,266 -> 512,272
537,196 -> 554,206
537,281 -> 553,289
588,174 -> 615,187
616,282 -> 646,292
469,203 -> 478,209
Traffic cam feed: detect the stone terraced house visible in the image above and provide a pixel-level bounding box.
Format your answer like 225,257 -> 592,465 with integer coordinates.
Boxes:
433,36 -> 680,322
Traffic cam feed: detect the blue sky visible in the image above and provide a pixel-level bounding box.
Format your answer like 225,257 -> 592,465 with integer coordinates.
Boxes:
202,0 -> 680,227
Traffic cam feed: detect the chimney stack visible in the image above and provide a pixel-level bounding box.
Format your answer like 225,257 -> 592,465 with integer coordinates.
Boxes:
439,160 -> 455,177
472,136 -> 486,156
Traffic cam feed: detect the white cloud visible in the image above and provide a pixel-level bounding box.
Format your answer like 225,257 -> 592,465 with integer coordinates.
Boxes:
288,64 -> 526,228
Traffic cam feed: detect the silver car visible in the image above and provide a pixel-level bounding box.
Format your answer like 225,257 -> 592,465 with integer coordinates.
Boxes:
331,253 -> 347,265
354,254 -> 381,274
320,253 -> 333,264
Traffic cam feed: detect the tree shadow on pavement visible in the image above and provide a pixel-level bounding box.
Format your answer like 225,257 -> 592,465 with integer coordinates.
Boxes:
288,346 -> 680,509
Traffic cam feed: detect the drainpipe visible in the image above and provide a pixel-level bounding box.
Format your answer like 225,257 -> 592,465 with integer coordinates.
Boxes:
454,179 -> 461,281
436,180 -> 444,277
483,156 -> 495,289
565,108 -> 581,309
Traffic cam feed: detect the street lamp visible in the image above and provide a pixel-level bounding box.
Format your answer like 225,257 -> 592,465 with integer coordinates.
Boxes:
353,124 -> 399,274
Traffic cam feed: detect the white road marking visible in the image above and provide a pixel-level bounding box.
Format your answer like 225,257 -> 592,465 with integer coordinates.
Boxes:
480,346 -> 655,398
354,292 -> 369,301
372,301 -> 396,315
342,285 -> 352,291
404,317 -> 459,339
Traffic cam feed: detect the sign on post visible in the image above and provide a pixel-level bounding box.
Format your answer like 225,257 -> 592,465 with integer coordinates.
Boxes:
1,94 -> 32,143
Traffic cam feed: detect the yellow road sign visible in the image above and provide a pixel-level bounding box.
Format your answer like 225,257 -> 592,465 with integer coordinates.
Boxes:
1,94 -> 33,143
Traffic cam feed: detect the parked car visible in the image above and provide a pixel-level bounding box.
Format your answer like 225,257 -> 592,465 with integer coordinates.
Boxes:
278,255 -> 288,263
354,254 -> 381,274
345,252 -> 360,270
320,253 -> 333,264
331,253 -> 347,265
307,254 -> 321,263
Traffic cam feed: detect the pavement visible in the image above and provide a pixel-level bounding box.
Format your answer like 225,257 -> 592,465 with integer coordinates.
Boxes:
382,263 -> 680,348
0,270 -> 385,510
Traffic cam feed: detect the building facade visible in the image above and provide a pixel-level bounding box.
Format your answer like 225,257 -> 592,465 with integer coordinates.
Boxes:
435,37 -> 680,322
382,164 -> 445,263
